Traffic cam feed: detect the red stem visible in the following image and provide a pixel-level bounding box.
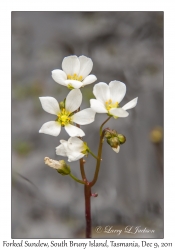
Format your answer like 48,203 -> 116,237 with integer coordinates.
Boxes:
76,108 -> 91,238
84,185 -> 91,238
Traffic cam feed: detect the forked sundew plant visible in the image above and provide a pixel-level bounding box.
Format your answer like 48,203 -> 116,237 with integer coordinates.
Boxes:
39,55 -> 138,238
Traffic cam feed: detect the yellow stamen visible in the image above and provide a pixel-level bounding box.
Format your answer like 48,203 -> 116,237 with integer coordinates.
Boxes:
105,99 -> 119,111
67,74 -> 71,79
78,76 -> 83,81
56,109 -> 72,126
67,73 -> 83,81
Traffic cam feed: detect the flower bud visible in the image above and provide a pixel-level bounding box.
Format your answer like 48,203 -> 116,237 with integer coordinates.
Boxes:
105,129 -> 118,139
105,129 -> 126,153
44,157 -> 71,175
117,134 -> 126,144
105,131 -> 112,139
107,137 -> 120,148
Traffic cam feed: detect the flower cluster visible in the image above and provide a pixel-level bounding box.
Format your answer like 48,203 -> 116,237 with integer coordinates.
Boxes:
39,55 -> 138,167
105,129 -> 126,153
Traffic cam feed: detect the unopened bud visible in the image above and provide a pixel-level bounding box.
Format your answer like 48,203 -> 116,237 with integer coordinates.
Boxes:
105,129 -> 118,138
105,129 -> 126,153
44,157 -> 70,175
117,134 -> 126,144
107,137 -> 120,148
111,130 -> 118,137
105,131 -> 112,139
112,146 -> 120,153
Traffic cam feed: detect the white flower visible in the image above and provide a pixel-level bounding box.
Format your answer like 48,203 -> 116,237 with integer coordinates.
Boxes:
52,55 -> 97,89
56,137 -> 88,162
39,89 -> 96,137
90,81 -> 138,118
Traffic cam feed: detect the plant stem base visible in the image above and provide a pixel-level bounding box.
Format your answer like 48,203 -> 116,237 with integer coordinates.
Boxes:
85,185 -> 91,238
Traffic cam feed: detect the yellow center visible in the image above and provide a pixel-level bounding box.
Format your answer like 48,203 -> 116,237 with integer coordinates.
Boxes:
67,73 -> 83,81
105,99 -> 119,111
57,109 -> 72,126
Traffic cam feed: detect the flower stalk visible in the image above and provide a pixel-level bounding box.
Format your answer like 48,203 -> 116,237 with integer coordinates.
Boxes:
90,117 -> 111,187
84,185 -> 91,238
88,149 -> 100,161
69,173 -> 85,184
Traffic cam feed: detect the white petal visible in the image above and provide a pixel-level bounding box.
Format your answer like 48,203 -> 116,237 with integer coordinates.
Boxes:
39,121 -> 61,136
109,108 -> 129,117
67,137 -> 84,151
82,75 -> 97,86
62,55 -> 80,76
78,55 -> 93,79
60,139 -> 67,144
65,89 -> 82,113
64,124 -> 85,137
90,99 -> 107,113
64,79 -> 83,89
55,144 -> 67,156
122,97 -> 138,110
51,69 -> 67,86
112,146 -> 120,153
109,80 -> 126,103
68,152 -> 84,162
72,108 -> 96,125
93,82 -> 110,104
39,97 -> 60,115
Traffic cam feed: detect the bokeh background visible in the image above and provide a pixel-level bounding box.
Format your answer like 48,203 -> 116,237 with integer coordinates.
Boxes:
12,12 -> 163,238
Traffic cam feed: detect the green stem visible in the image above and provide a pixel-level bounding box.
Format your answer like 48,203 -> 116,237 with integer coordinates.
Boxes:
88,150 -> 100,161
90,117 -> 111,187
99,116 -> 111,135
69,173 -> 85,184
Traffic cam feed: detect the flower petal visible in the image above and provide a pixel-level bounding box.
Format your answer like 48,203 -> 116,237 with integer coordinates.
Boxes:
122,97 -> 138,110
93,82 -> 110,104
62,55 -> 80,76
39,121 -> 61,136
112,146 -> 120,153
65,89 -> 82,113
109,108 -> 129,117
82,75 -> 97,86
72,108 -> 96,125
67,137 -> 84,151
55,144 -> 67,156
64,124 -> 85,137
51,69 -> 67,86
78,55 -> 93,79
60,139 -> 66,144
39,97 -> 60,115
64,79 -> 83,89
67,152 -> 84,162
90,99 -> 107,113
109,80 -> 126,103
